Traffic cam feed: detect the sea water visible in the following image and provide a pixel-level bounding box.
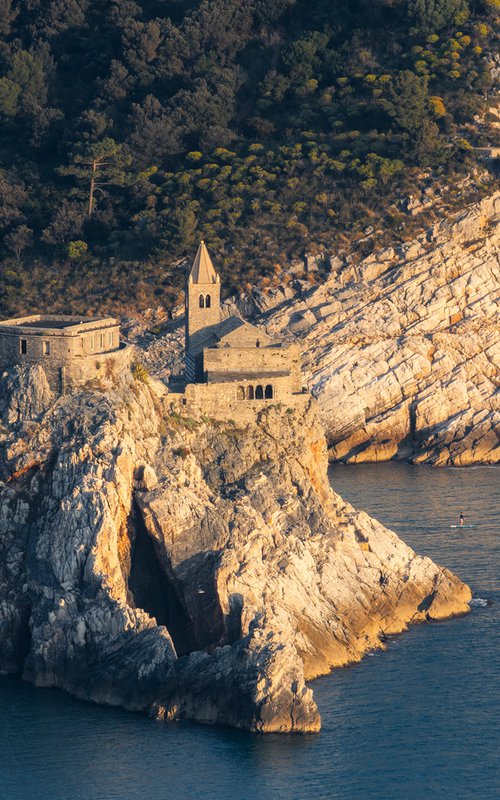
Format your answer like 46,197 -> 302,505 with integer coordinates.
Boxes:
0,463 -> 498,800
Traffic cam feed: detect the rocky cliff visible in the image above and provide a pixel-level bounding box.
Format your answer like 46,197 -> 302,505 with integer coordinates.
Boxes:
0,366 -> 471,732
133,194 -> 499,466
262,193 -> 500,465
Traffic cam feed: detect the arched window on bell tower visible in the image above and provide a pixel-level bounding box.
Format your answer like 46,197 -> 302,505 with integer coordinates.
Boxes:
185,242 -> 222,375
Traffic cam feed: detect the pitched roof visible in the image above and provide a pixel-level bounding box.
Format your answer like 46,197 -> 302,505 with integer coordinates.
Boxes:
214,315 -> 276,346
189,241 -> 220,285
214,316 -> 246,338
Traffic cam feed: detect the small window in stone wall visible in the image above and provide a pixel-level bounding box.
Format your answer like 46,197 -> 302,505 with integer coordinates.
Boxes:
43,341 -> 50,355
99,333 -> 105,348
108,331 -> 113,346
199,294 -> 205,308
20,339 -> 27,354
90,335 -> 95,351
205,294 -> 211,308
255,385 -> 264,400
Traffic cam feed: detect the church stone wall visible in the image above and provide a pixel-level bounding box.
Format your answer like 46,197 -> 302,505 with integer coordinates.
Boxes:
172,377 -> 309,425
204,343 -> 303,391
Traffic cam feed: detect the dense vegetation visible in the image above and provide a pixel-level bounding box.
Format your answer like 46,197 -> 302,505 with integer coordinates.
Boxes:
0,0 -> 498,315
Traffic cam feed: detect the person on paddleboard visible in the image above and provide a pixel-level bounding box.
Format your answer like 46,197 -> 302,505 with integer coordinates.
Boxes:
459,512 -> 464,527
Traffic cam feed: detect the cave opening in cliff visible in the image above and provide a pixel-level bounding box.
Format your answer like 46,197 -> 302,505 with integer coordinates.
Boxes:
128,503 -> 195,657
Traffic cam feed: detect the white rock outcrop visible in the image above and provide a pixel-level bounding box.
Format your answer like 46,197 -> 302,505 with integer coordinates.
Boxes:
262,193 -> 500,464
0,366 -> 471,732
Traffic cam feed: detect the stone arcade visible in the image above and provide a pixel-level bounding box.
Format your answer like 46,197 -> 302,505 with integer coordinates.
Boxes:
177,242 -> 308,421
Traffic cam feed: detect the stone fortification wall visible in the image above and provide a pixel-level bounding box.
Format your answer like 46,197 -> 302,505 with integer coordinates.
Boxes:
0,318 -> 125,393
0,333 -> 131,393
0,320 -> 120,362
65,344 -> 133,392
38,344 -> 131,393
0,326 -> 121,362
204,343 -> 302,392
173,377 -> 310,424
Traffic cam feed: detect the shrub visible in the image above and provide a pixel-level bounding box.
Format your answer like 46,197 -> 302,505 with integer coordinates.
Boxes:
68,241 -> 88,260
429,95 -> 447,116
174,446 -> 190,458
131,362 -> 150,383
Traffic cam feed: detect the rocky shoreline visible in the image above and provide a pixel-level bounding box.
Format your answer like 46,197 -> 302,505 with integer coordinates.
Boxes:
0,366 -> 471,732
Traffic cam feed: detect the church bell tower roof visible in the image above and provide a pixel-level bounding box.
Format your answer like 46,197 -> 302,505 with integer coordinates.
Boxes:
189,241 -> 220,284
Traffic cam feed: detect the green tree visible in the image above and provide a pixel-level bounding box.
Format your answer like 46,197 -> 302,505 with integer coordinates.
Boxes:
414,118 -> 447,164
0,0 -> 19,36
4,48 -> 52,118
67,240 -> 88,259
128,96 -> 180,168
0,78 -> 20,117
175,205 -> 198,250
408,0 -> 469,33
41,200 -> 85,246
386,71 -> 429,133
61,138 -> 131,218
0,173 -> 27,232
4,225 -> 33,260
36,0 -> 90,37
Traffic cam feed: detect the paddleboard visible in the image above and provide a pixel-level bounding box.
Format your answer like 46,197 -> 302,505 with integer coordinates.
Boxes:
449,524 -> 476,529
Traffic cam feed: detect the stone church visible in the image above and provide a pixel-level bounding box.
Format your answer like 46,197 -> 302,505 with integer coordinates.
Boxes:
179,242 -> 307,418
0,241 -> 307,419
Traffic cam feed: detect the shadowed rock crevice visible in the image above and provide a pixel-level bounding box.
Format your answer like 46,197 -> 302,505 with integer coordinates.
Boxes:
16,607 -> 32,670
128,502 -> 195,657
174,551 -> 235,651
1,605 -> 32,676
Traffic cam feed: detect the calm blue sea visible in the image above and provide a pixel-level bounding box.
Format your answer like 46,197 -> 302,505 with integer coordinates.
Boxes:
0,463 -> 498,800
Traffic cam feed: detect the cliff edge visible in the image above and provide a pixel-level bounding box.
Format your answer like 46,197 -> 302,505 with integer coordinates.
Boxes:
263,193 -> 499,465
136,194 -> 499,466
0,367 -> 471,732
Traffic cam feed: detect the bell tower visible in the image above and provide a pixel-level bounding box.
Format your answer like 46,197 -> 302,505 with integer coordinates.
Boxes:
185,241 -> 221,381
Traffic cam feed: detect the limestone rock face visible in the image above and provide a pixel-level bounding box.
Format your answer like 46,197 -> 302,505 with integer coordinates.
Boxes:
0,365 -> 54,424
263,193 -> 500,464
0,368 -> 471,731
133,194 -> 499,465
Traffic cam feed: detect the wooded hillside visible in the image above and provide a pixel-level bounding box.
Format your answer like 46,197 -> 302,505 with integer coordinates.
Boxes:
0,0 -> 498,314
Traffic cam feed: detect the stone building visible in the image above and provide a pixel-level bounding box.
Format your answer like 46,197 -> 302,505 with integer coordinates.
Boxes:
0,314 -> 130,393
180,242 -> 307,420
